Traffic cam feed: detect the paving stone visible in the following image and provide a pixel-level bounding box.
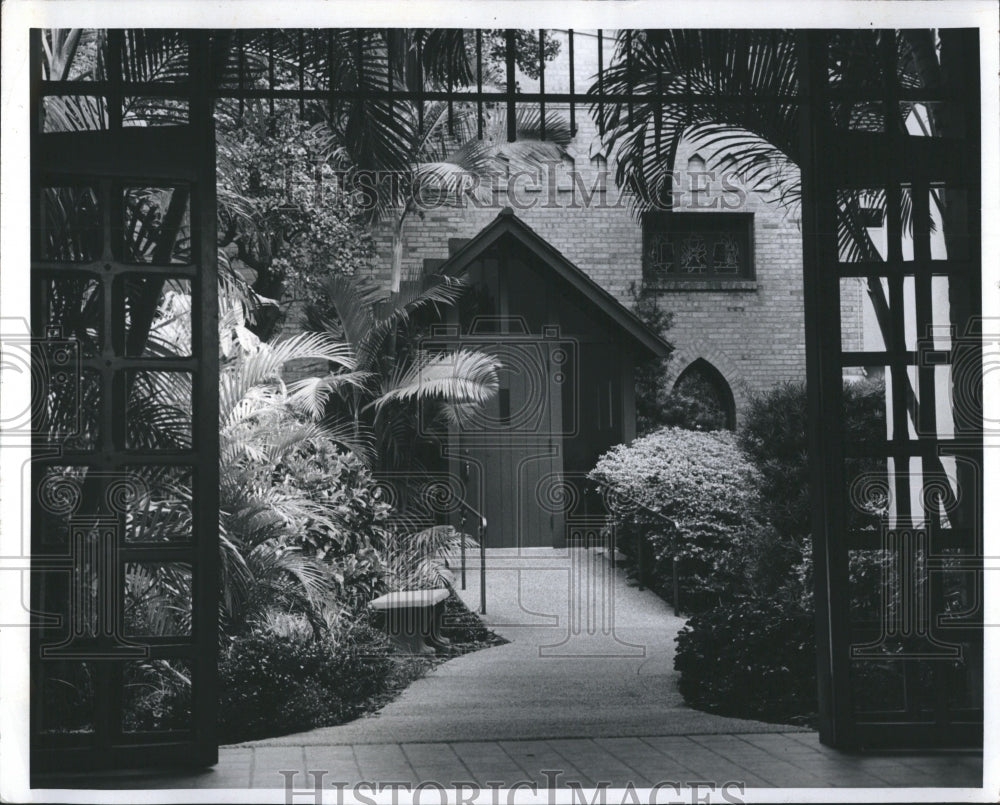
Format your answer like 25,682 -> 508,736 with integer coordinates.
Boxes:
303,745 -> 364,783
448,741 -> 527,784
497,739 -> 593,786
250,746 -> 306,788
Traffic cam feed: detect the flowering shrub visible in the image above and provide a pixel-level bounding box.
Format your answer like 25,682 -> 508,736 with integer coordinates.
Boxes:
588,427 -> 766,609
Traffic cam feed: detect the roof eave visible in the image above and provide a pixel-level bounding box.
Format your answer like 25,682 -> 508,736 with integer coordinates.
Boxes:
434,209 -> 672,360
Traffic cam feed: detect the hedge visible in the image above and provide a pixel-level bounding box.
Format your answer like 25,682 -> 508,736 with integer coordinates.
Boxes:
218,621 -> 393,742
674,595 -> 817,724
588,427 -> 766,610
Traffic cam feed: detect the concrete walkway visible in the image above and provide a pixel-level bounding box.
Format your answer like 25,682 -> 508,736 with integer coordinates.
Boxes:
75,549 -> 983,792
251,547 -> 802,745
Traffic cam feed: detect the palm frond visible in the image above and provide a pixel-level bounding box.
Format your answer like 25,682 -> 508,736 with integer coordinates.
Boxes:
360,275 -> 470,366
595,30 -> 800,219
368,348 -> 500,414
315,418 -> 378,466
306,274 -> 384,356
218,332 -> 355,424
286,371 -> 376,419
383,525 -> 476,591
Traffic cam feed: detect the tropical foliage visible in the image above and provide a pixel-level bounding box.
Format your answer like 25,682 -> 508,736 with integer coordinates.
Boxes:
36,27 -> 517,740
301,272 -> 500,470
596,30 -> 966,465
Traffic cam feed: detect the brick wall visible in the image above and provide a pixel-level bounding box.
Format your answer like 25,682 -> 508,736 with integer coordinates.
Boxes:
367,110 -> 810,422
321,32 -> 877,425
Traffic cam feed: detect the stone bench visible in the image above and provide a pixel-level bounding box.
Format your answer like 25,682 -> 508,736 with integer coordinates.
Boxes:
370,588 -> 451,655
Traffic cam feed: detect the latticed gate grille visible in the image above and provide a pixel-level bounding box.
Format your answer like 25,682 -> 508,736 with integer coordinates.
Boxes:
25,27 -> 983,774
29,31 -> 219,773
799,30 -> 982,748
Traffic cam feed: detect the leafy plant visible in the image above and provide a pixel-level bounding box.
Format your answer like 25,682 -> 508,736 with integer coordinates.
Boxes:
302,272 -> 501,472
217,617 -> 394,742
675,595 -> 817,725
588,427 -> 765,610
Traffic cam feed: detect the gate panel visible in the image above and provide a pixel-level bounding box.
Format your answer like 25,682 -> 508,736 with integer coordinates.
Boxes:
800,29 -> 982,748
29,30 -> 219,773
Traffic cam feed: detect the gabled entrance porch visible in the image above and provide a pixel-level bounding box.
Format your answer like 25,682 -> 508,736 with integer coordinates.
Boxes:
430,209 -> 670,549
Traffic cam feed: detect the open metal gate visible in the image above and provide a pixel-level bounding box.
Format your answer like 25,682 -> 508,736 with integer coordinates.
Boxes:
799,30 -> 982,748
24,26 -> 984,777
29,31 -> 220,773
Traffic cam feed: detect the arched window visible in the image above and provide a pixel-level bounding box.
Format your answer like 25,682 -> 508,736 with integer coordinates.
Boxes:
687,153 -> 707,172
668,359 -> 736,430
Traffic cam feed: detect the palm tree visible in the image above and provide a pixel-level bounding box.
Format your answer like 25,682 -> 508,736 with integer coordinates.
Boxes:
595,30 -> 966,505
335,103 -> 573,293
300,272 -> 500,472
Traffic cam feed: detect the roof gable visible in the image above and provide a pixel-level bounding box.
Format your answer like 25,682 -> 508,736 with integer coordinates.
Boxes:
433,208 -> 671,358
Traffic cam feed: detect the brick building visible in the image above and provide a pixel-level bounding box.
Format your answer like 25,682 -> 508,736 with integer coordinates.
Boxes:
368,30 -> 820,427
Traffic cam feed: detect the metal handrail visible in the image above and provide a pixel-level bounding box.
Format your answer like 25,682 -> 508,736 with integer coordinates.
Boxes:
456,499 -> 488,615
584,483 -> 680,606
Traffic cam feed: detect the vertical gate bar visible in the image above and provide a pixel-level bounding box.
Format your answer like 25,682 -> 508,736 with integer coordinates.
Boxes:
538,30 -> 546,140
189,29 -> 221,764
107,30 -> 124,131
597,29 -> 604,137
416,32 -> 424,133
881,32 -> 912,528
298,31 -> 305,117
268,30 -> 275,116
356,29 -> 365,95
684,45 -> 692,136
30,29 -> 42,134
568,29 -> 576,136
912,177 -> 935,517
911,154 -> 943,725
880,30 -> 918,732
328,32 -> 336,126
505,29 -> 517,142
962,28 -> 984,546
237,30 -> 244,121
476,29 -> 484,139
962,28 -> 984,723
386,30 -> 394,126
798,30 -> 854,749
625,30 -> 633,128
447,42 -> 454,136
655,55 -> 663,162
102,179 -> 118,460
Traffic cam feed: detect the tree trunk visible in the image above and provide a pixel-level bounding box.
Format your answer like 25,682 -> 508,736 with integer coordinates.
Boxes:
390,211 -> 406,294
